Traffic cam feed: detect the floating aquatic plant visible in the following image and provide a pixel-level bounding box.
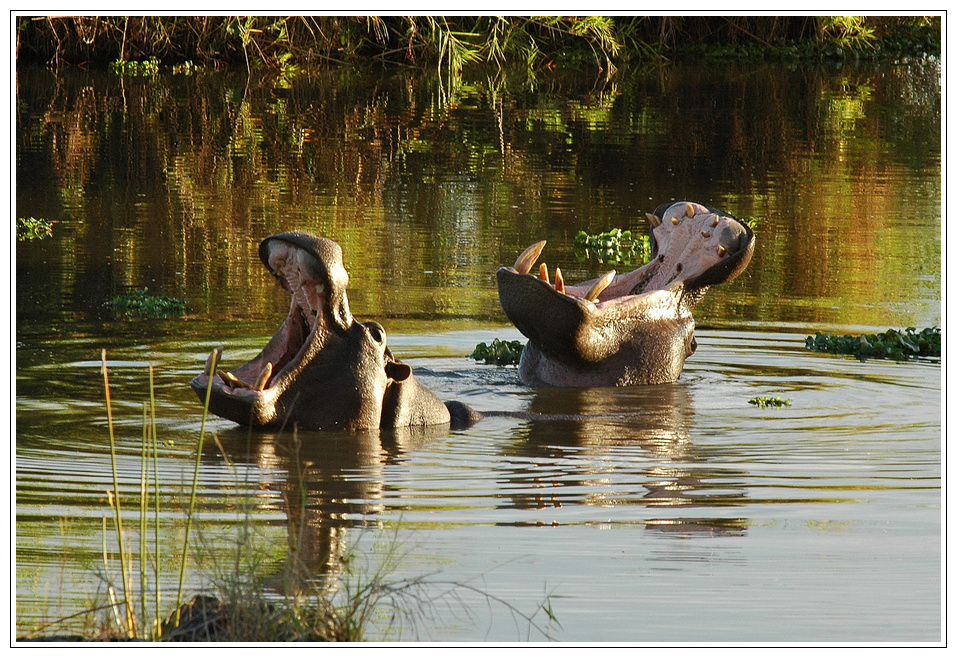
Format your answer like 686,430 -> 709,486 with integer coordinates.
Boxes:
805,327 -> 940,361
469,339 -> 524,366
110,289 -> 190,319
17,216 -> 53,240
109,57 -> 161,76
574,228 -> 650,265
749,396 -> 792,408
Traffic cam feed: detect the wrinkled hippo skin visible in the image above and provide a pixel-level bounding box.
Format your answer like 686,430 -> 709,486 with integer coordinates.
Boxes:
497,201 -> 755,387
191,231 -> 464,432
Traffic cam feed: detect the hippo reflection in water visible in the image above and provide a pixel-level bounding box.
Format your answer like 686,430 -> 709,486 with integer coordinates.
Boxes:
498,201 -> 754,387
191,201 -> 754,430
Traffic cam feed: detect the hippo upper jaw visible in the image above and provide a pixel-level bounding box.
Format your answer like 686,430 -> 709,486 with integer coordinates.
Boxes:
497,202 -> 755,387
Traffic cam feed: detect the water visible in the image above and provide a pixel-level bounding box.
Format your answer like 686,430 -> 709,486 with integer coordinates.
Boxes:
15,60 -> 941,642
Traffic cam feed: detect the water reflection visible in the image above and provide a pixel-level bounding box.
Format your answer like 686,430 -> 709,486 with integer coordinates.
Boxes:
16,60 -> 940,333
206,423 -> 448,590
499,385 -> 749,535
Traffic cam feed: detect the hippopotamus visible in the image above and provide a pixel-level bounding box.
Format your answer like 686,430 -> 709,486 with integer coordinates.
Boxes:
190,231 -> 471,432
497,201 -> 755,387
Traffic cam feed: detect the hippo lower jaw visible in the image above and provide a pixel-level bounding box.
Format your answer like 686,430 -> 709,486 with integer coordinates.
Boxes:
497,201 -> 755,387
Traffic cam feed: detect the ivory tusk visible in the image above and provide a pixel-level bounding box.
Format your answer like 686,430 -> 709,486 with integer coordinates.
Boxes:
585,270 -> 616,302
513,240 -> 547,274
254,362 -> 273,391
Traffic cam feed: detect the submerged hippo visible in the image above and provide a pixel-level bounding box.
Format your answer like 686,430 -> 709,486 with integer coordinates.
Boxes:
190,232 -> 472,431
497,201 -> 755,387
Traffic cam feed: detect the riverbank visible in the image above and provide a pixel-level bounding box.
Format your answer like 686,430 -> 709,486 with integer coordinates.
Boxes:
16,15 -> 940,74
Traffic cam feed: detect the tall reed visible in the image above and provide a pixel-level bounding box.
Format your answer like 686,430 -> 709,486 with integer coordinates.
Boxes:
98,347 -> 221,638
174,346 -> 222,625
100,349 -> 135,636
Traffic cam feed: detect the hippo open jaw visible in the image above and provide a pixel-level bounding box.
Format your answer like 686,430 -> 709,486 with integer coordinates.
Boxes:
191,231 -> 458,431
190,232 -> 353,427
497,201 -> 755,387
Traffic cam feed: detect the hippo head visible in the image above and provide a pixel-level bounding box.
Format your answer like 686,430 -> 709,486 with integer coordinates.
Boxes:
190,232 -> 451,431
497,202 -> 755,387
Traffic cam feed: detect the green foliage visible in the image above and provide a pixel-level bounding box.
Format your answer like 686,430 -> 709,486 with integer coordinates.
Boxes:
109,57 -> 160,76
683,16 -> 939,62
19,17 -> 939,73
820,16 -> 877,54
749,396 -> 792,408
805,327 -> 940,361
470,338 -> 525,366
110,289 -> 190,319
16,216 -> 53,240
574,228 -> 650,266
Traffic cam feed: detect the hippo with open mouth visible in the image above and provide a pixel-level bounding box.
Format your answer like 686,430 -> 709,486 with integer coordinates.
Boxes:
497,201 -> 755,387
190,232 -> 460,431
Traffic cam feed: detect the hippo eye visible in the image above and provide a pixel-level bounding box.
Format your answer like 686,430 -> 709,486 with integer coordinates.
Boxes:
365,321 -> 386,344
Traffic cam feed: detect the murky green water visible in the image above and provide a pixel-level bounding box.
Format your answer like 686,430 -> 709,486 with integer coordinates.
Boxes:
15,60 -> 940,642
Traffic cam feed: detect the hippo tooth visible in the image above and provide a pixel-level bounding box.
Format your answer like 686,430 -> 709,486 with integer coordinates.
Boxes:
584,270 -> 616,302
514,240 -> 547,274
711,215 -> 719,227
717,244 -> 727,257
204,345 -> 224,376
221,371 -> 247,389
539,262 -> 550,285
645,212 -> 661,228
555,267 -> 565,294
254,362 -> 273,391
671,216 -> 680,226
686,203 -> 695,218
701,230 -> 711,238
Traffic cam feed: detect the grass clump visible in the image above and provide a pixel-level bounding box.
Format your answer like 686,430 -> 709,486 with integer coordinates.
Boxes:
17,216 -> 54,240
574,228 -> 650,266
805,327 -> 940,362
110,289 -> 190,319
470,339 -> 524,366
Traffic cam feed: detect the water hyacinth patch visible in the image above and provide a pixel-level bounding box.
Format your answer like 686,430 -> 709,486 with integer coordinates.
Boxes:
109,57 -> 160,76
805,327 -> 940,362
749,396 -> 791,408
574,228 -> 650,266
469,339 -> 524,366
110,289 -> 190,319
17,216 -> 53,240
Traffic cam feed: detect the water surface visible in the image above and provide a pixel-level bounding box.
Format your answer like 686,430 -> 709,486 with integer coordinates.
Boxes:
15,60 -> 941,642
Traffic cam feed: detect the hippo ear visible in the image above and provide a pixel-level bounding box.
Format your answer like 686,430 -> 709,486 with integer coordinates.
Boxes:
385,360 -> 412,382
